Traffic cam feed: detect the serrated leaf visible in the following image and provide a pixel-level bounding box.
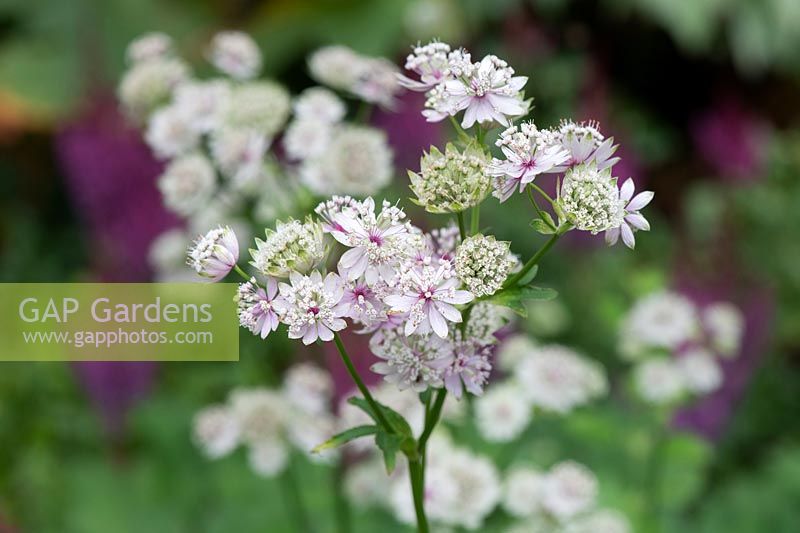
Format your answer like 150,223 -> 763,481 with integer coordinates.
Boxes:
311,425 -> 377,454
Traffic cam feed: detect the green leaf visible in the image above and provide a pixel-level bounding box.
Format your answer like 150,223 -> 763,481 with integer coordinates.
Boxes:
486,285 -> 558,316
311,425 -> 377,454
347,396 -> 414,438
530,218 -> 556,234
375,430 -> 403,474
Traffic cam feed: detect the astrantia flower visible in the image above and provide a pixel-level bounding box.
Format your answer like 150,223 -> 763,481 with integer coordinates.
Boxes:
409,142 -> 492,213
455,234 -> 515,297
464,302 -> 513,344
436,336 -> 492,398
208,31 -> 262,80
514,344 -> 607,413
283,362 -> 334,416
548,119 -> 620,171
228,388 -> 288,446
502,467 -> 547,518
605,177 -> 654,249
703,302 -> 744,357
633,358 -> 686,404
308,45 -> 401,107
293,87 -> 346,123
283,119 -> 333,161
192,405 -> 240,458
385,262 -> 474,338
250,217 -> 327,278
273,270 -> 347,344
157,153 -> 215,216
300,125 -> 393,196
369,325 -> 450,391
222,81 -> 291,138
118,57 -> 188,121
558,163 -> 624,234
334,275 -> 387,327
237,277 -> 281,339
489,122 -> 572,202
677,348 -> 722,395
327,197 -> 416,283
173,80 -> 230,133
209,127 -> 268,186
475,381 -> 531,442
541,461 -> 598,521
187,225 -> 239,282
144,105 -> 199,159
248,438 -> 289,477
126,32 -> 173,64
620,291 -> 699,358
433,54 -> 528,128
397,40 -> 452,91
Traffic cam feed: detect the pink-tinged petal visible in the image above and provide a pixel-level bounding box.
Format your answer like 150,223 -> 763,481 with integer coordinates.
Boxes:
317,323 -> 334,342
428,305 -> 449,338
461,102 -> 478,129
488,93 -> 525,116
605,226 -> 620,246
385,294 -> 417,312
444,374 -> 463,399
339,247 -> 365,269
440,290 -> 474,305
436,302 -> 462,323
508,76 -> 528,91
625,213 -> 650,231
396,74 -> 431,91
302,325 -> 318,345
404,317 -> 418,336
620,223 -> 636,249
327,318 -> 347,332
620,178 -> 635,203
627,191 -> 654,212
266,277 -> 278,300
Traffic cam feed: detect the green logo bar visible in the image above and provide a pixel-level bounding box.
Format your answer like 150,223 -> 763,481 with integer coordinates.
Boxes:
0,283 -> 239,361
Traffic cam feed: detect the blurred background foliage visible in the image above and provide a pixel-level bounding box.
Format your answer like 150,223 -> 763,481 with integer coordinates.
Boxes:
1,0 -> 799,531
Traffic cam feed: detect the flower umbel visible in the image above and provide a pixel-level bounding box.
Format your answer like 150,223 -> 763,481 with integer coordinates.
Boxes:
409,142 -> 492,213
250,217 -> 327,278
273,270 -> 347,345
455,234 -> 515,297
187,226 -> 239,282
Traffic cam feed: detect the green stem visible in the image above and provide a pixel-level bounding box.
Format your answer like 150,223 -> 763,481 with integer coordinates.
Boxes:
418,389 -> 447,451
355,101 -> 373,123
503,231 -> 562,289
332,457 -> 351,533
233,264 -> 251,281
456,211 -> 467,242
280,461 -> 313,533
476,125 -> 486,145
333,332 -> 396,434
526,187 -> 556,231
448,115 -> 471,143
529,182 -> 557,208
644,425 -> 668,531
470,205 -> 480,235
408,458 -> 430,533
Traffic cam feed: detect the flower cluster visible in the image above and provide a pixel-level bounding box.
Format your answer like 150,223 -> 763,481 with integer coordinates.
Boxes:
192,362 -> 338,477
408,142 -> 492,213
308,45 -> 402,107
619,291 -> 745,405
400,41 -> 528,127
503,462 -> 630,532
474,337 -> 607,442
455,234 -> 515,297
118,31 -> 402,283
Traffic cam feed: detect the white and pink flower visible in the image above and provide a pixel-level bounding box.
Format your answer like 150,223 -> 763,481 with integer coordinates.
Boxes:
273,271 -> 347,345
605,178 -> 653,249
237,278 -> 282,339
